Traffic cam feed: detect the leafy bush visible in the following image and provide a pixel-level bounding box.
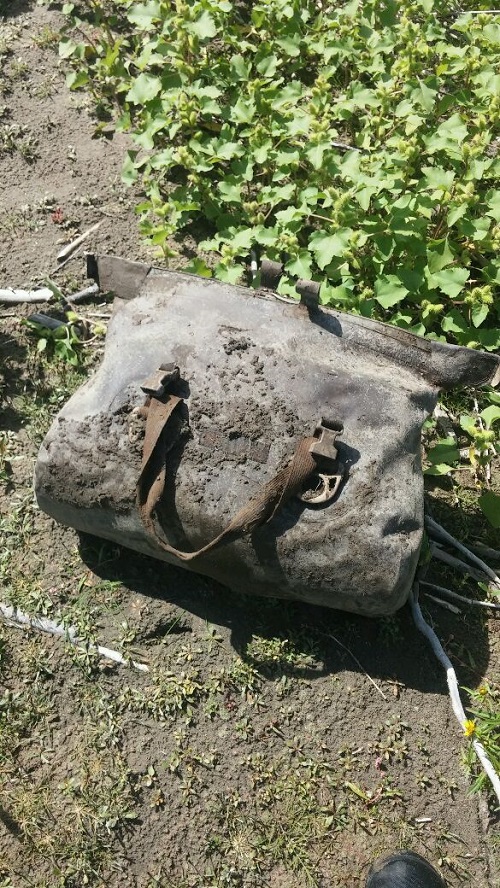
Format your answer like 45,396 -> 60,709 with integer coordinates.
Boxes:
60,0 -> 500,349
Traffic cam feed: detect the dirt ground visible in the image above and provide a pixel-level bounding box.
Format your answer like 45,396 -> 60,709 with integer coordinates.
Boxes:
0,3 -> 499,887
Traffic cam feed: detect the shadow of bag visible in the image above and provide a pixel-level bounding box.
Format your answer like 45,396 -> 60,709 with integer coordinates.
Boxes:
34,256 -> 500,616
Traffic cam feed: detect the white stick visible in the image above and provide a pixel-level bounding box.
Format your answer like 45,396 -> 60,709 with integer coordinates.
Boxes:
50,247 -> 83,276
426,516 -> 500,590
410,584 -> 500,805
67,282 -> 100,303
424,593 -> 461,614
0,287 -> 53,304
421,581 -> 500,611
469,541 -> 500,563
56,222 -> 101,263
430,544 -> 497,590
0,603 -> 149,672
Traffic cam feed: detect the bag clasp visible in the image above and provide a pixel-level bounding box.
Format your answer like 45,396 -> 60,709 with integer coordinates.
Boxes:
140,363 -> 180,398
299,419 -> 345,505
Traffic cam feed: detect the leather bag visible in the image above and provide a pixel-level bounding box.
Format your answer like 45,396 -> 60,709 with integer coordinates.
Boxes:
34,255 -> 500,616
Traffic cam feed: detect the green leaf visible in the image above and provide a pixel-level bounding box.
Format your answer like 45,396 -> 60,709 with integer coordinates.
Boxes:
309,229 -> 352,270
218,177 -> 242,202
229,96 -> 255,124
127,1 -> 161,27
66,70 -> 89,90
478,492 -> 500,529
187,11 -> 217,40
460,413 -> 477,435
372,234 -> 395,261
422,166 -> 455,191
256,54 -> 278,77
320,283 -> 354,306
285,251 -> 313,279
355,187 -> 376,211
486,191 -> 500,223
306,142 -> 330,170
424,463 -> 456,476
275,206 -> 303,225
184,258 -> 212,277
426,438 -> 460,466
476,328 -> 500,351
459,216 -> 492,242
429,267 -> 469,298
253,225 -> 279,246
415,79 -> 437,112
230,54 -> 251,81
126,73 -> 161,104
442,310 -> 468,334
229,228 -> 256,250
374,275 -> 409,309
122,151 -> 139,186
426,238 -> 454,274
471,303 -> 489,328
427,113 -> 468,148
59,38 -> 77,59
480,405 -> 500,429
447,204 -> 467,227
215,263 -> 243,284
276,35 -> 301,57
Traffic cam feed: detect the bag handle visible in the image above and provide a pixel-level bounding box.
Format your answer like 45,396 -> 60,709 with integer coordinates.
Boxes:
136,368 -> 342,562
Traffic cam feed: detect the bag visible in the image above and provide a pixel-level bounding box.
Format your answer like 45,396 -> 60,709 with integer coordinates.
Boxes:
34,255 -> 500,616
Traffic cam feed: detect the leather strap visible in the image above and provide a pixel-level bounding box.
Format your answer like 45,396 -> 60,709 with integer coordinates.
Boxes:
137,392 -> 319,562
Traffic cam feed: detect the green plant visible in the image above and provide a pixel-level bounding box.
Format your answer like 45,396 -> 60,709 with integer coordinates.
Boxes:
0,122 -> 38,160
0,430 -> 17,483
425,393 -> 500,477
246,631 -> 320,672
60,0 -> 499,349
24,311 -> 83,366
463,682 -> 500,795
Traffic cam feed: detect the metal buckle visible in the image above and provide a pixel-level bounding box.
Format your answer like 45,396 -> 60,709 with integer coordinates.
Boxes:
298,418 -> 344,506
140,363 -> 180,398
308,418 -> 343,463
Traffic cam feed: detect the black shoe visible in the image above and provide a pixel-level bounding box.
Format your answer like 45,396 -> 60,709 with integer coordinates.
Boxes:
366,851 -> 446,887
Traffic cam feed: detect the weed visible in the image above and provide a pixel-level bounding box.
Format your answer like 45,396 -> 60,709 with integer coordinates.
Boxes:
32,26 -> 60,49
33,76 -> 56,99
0,429 -> 17,483
222,658 -> 261,699
119,667 -> 204,721
0,122 -> 38,159
8,57 -> 28,80
246,631 -> 321,674
373,715 -> 410,766
0,204 -> 46,237
23,314 -> 83,367
463,682 -> 500,796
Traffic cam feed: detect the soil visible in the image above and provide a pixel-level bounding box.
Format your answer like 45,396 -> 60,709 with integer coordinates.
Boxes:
0,3 -> 499,888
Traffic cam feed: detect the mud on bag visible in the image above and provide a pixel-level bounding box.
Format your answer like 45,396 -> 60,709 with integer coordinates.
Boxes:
34,256 -> 500,616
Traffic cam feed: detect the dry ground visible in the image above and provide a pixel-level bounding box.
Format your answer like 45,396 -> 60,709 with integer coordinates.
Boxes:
0,3 -> 499,887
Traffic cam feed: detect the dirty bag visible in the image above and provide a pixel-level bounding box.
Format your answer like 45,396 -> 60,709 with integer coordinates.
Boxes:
34,256 -> 500,616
